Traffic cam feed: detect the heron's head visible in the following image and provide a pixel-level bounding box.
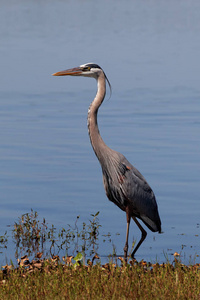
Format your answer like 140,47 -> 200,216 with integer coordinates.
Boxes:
53,63 -> 111,92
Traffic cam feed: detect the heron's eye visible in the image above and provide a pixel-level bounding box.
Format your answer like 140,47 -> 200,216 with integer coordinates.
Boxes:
82,66 -> 91,72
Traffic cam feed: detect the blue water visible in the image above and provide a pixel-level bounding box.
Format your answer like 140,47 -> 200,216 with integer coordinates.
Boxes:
0,0 -> 200,265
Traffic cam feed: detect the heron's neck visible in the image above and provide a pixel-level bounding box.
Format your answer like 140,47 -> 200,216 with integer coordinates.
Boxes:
87,74 -> 110,162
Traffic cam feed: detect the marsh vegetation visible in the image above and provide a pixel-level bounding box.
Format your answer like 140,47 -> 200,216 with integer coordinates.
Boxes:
0,211 -> 200,299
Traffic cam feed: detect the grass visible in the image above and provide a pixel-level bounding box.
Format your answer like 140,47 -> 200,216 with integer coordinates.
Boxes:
1,258 -> 200,299
0,210 -> 200,299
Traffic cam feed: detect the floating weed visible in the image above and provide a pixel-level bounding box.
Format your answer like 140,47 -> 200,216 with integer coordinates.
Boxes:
56,211 -> 102,259
0,231 -> 8,253
12,209 -> 48,258
10,210 -> 111,263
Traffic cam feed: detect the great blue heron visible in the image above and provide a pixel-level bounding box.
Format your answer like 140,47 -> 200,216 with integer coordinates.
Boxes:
53,63 -> 161,260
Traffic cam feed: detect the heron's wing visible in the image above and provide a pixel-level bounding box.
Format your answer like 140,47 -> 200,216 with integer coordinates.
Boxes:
119,157 -> 161,232
102,152 -> 161,232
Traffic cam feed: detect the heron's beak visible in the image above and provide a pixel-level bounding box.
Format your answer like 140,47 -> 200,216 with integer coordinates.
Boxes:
52,67 -> 82,76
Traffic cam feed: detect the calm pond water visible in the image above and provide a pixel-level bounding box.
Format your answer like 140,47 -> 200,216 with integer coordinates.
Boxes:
0,0 -> 200,265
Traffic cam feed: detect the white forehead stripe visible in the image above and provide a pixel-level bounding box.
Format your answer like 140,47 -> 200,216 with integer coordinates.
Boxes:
80,62 -> 94,67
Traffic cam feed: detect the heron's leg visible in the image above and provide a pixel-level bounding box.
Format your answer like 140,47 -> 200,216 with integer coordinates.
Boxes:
131,217 -> 147,258
124,209 -> 131,261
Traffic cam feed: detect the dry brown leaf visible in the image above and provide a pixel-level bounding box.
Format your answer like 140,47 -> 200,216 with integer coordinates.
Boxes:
52,255 -> 59,261
63,256 -> 73,266
32,262 -> 43,269
118,257 -> 124,262
18,255 -> 30,267
36,252 -> 43,259
2,265 -> 12,270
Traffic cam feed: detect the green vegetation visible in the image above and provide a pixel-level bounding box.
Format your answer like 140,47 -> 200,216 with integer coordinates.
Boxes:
1,257 -> 200,299
12,210 -> 103,261
0,210 -> 200,299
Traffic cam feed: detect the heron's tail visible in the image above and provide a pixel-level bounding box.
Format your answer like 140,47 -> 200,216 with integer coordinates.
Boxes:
140,214 -> 161,233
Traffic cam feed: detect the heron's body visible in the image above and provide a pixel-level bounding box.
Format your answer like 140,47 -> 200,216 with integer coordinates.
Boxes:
53,63 -> 161,259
